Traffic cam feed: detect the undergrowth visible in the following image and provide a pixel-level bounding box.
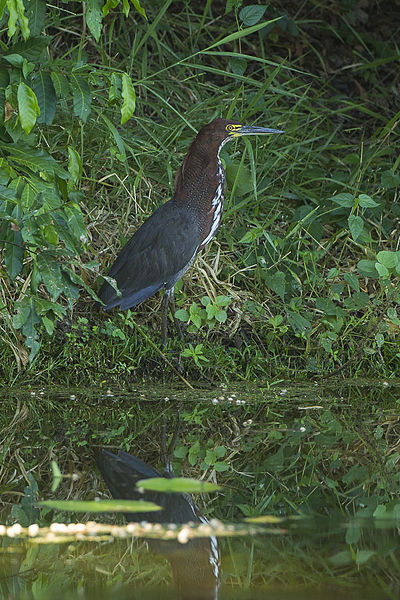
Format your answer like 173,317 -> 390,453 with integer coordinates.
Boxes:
0,1 -> 399,386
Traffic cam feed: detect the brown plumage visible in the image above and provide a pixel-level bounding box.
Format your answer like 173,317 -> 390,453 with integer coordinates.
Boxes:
97,118 -> 283,343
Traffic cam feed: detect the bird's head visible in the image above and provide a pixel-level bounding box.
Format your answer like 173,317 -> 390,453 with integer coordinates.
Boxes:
198,118 -> 283,149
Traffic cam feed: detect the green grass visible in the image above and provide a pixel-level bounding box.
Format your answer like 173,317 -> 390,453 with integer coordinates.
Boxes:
0,1 -> 399,385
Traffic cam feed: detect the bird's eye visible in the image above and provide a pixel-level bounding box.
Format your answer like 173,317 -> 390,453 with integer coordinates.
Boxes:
226,124 -> 235,131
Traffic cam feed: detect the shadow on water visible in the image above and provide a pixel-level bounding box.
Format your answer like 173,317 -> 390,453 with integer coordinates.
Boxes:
1,379 -> 400,599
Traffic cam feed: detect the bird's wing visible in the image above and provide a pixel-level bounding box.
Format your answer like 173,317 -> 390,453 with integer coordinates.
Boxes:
97,202 -> 200,310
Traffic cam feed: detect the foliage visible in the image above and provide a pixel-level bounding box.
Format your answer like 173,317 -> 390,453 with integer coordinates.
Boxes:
0,0 -> 399,383
0,0 -> 140,364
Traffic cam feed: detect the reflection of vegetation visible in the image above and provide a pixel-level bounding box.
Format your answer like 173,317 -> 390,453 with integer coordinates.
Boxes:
1,1 -> 399,384
1,384 -> 400,595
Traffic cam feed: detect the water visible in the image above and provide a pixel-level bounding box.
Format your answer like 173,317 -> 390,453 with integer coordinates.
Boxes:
1,380 -> 399,599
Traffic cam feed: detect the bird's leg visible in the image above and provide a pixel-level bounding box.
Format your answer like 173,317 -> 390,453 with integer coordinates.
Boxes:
168,288 -> 183,339
161,291 -> 170,347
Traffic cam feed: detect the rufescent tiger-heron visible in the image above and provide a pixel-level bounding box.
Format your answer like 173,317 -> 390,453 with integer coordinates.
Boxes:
96,449 -> 220,599
97,118 -> 283,344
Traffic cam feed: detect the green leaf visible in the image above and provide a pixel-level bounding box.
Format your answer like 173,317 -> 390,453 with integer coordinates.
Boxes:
212,461 -> 228,472
229,56 -> 247,76
64,203 -> 87,244
226,163 -> 252,196
39,499 -> 162,513
17,82 -> 40,134
343,292 -> 370,310
238,226 -> 264,243
216,295 -> 231,307
26,0 -> 46,36
265,271 -> 286,300
121,73 -> 136,125
137,477 -> 220,494
51,460 -> 62,492
174,308 -> 189,322
70,74 -> 92,123
375,262 -> 389,278
287,311 -> 312,334
32,71 -> 56,124
13,296 -> 40,359
348,214 -> 363,241
357,259 -> 378,279
330,193 -> 354,208
376,250 -> 399,270
8,37 -> 50,61
239,5 -> 266,26
3,53 -> 24,66
132,0 -> 147,19
189,302 -> 205,329
215,308 -> 227,323
68,146 -> 82,183
6,0 -> 30,39
1,144 -> 69,178
36,253 -> 65,300
357,193 -> 380,208
43,224 -> 59,245
328,550 -> 353,566
102,0 -> 119,17
345,522 -> 361,545
51,71 -> 70,98
381,170 -> 400,189
86,0 -> 103,41
355,550 -> 376,566
343,272 -> 359,292
4,227 -> 24,279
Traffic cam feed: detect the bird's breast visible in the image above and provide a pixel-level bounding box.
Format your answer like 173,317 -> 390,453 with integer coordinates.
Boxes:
198,158 -> 225,249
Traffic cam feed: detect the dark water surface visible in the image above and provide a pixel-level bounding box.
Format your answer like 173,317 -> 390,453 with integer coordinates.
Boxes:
1,380 -> 400,599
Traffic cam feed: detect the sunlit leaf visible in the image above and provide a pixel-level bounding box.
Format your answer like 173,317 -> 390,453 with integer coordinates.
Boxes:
51,460 -> 62,492
1,144 -> 69,178
39,499 -> 162,513
68,146 -> 82,183
17,82 -> 40,133
121,73 -> 136,125
137,477 -> 221,494
132,0 -> 147,19
376,250 -> 399,270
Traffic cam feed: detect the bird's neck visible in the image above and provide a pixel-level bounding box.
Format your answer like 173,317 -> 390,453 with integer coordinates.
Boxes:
173,141 -> 225,211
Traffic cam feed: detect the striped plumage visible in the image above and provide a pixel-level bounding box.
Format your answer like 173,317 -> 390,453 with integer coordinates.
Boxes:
97,118 -> 283,342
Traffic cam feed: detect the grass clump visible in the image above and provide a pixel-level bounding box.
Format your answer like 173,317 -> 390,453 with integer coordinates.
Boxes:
0,1 -> 399,385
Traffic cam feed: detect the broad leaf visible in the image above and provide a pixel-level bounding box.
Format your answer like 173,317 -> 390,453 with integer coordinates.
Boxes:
32,71 -> 56,124
348,215 -> 363,241
121,73 -> 136,124
26,0 -> 46,36
86,0 -> 103,41
17,82 -> 40,134
1,144 -> 69,179
70,74 -> 92,122
239,5 -> 266,26
67,146 -> 82,182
